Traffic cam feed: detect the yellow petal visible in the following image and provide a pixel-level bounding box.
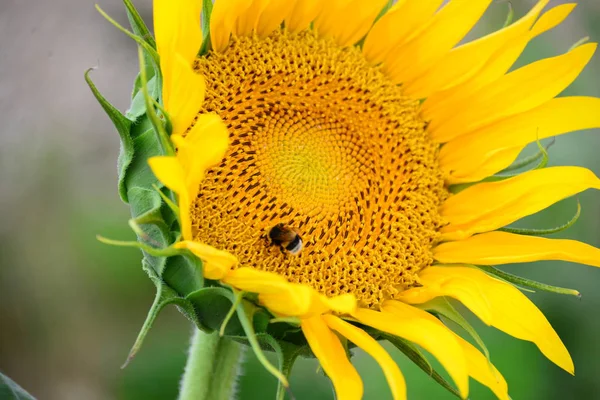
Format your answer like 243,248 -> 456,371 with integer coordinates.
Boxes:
324,315 -> 407,400
363,0 -> 444,65
454,334 -> 509,400
164,54 -> 206,136
434,231 -> 600,268
255,0 -> 297,37
286,0 -> 323,33
147,156 -> 193,239
406,266 -> 574,374
154,0 -> 202,62
404,0 -> 549,99
174,240 -> 238,279
301,316 -> 363,400
210,0 -> 253,52
440,166 -> 600,241
423,3 -> 577,127
441,97 -> 600,183
384,0 -> 493,85
235,0 -> 270,37
317,293 -> 357,315
314,0 -> 389,47
148,156 -> 186,196
399,278 -> 493,325
154,0 -> 202,107
224,267 -> 320,316
353,305 -> 469,398
172,113 -> 230,197
429,42 -> 596,142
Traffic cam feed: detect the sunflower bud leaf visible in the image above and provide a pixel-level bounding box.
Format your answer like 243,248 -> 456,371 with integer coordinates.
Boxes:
476,265 -> 581,298
0,372 -> 36,400
85,68 -> 134,203
383,334 -> 462,399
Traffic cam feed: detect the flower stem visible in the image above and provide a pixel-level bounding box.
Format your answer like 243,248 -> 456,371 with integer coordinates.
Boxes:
179,329 -> 245,400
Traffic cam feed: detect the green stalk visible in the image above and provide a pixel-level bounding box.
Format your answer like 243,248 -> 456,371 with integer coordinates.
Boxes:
179,329 -> 245,400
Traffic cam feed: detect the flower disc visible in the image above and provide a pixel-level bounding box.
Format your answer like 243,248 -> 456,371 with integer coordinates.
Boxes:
191,31 -> 447,307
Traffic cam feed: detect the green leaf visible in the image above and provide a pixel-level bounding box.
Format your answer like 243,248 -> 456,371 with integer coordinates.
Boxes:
419,297 -> 491,365
85,68 -> 134,203
499,199 -> 581,236
0,373 -> 36,400
476,265 -> 581,297
187,287 -> 245,335
384,334 -> 462,399
123,0 -> 156,49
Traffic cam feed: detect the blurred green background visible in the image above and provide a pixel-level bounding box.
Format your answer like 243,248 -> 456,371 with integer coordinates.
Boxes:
1,1 -> 599,399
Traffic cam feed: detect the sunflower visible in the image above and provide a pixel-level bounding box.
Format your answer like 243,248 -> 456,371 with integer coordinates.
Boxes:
139,0 -> 600,399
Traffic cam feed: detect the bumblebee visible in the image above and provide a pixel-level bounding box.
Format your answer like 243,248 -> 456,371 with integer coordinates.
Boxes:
268,223 -> 303,255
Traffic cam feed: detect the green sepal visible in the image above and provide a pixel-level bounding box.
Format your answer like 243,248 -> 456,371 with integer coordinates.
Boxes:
500,138 -> 555,174
383,334 -> 462,399
187,287 -> 246,335
475,265 -> 581,298
418,297 -> 492,366
123,0 -> 156,49
95,5 -> 159,67
137,47 -> 174,156
199,0 -> 214,55
499,199 -> 581,236
502,2 -> 514,28
569,36 -> 590,52
123,260 -> 201,368
85,68 -> 134,203
0,372 -> 36,400
127,75 -> 159,120
236,301 -> 289,387
163,255 -> 205,296
449,138 -> 553,194
262,335 -> 305,400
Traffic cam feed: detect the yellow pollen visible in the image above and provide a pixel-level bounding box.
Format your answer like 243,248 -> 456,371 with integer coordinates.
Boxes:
191,31 -> 447,307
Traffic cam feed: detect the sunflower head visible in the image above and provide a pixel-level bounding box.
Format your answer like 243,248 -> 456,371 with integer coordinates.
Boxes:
89,0 -> 600,399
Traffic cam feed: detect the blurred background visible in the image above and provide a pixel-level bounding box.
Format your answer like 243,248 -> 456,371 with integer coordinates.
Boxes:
1,0 -> 599,399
